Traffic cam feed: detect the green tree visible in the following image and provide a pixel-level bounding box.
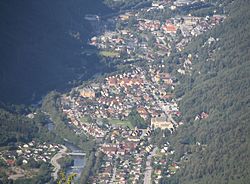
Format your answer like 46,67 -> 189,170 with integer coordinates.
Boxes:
128,108 -> 147,128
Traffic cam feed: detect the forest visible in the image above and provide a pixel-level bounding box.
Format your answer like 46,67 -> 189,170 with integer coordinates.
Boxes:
104,0 -> 152,10
0,109 -> 38,147
0,0 -> 112,104
159,0 -> 250,183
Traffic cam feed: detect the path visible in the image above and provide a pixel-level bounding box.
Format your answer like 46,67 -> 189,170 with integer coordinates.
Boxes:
144,147 -> 157,184
109,156 -> 117,184
51,145 -> 67,180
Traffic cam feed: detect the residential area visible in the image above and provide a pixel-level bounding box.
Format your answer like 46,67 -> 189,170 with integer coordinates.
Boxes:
90,1 -> 224,62
89,127 -> 180,184
59,0 -> 224,183
0,141 -> 64,180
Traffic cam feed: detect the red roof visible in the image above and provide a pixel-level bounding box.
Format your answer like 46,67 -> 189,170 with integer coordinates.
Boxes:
108,78 -> 117,86
6,159 -> 15,166
163,24 -> 177,33
101,147 -> 117,154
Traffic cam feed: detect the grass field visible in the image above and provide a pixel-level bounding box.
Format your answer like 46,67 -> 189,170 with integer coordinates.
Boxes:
79,116 -> 90,124
108,119 -> 133,129
99,51 -> 120,58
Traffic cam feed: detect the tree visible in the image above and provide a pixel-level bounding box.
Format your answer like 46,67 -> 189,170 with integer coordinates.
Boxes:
128,108 -> 147,128
128,16 -> 137,29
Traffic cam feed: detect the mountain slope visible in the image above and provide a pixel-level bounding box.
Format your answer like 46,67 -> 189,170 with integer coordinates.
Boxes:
163,0 -> 250,183
0,0 -> 111,104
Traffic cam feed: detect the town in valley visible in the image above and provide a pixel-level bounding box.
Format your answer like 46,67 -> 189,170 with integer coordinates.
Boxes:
0,0 -> 226,183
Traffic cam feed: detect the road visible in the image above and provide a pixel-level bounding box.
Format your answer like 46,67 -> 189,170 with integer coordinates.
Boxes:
144,147 -> 157,184
50,145 -> 67,180
109,157 -> 117,184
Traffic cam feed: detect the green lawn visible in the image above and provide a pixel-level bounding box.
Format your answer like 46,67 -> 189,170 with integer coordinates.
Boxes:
99,51 -> 120,58
79,116 -> 90,124
80,116 -> 133,128
108,119 -> 133,129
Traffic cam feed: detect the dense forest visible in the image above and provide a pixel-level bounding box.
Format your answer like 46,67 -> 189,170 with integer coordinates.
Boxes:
104,0 -> 152,10
159,0 -> 250,183
0,103 -> 61,148
0,0 -> 112,104
0,109 -> 37,147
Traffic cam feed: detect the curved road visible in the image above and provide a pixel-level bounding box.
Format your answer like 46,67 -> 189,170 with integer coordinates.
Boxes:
51,145 -> 68,180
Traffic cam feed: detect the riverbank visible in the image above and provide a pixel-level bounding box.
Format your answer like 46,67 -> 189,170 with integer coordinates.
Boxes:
50,145 -> 68,180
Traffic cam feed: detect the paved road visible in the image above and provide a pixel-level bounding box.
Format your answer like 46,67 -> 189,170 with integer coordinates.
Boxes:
110,165 -> 117,184
51,145 -> 67,180
109,157 -> 117,184
144,147 -> 157,184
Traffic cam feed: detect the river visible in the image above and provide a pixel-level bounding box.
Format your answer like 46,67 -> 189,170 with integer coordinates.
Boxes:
47,121 -> 85,181
64,142 -> 85,182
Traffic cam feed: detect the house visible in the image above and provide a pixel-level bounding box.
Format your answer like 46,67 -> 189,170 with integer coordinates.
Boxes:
127,136 -> 140,142
146,145 -> 153,152
152,2 -> 160,7
182,16 -> 199,26
170,5 -> 177,10
154,72 -> 173,85
155,169 -> 162,175
201,112 -> 209,119
162,23 -> 177,34
119,15 -> 130,21
80,88 -> 95,98
100,146 -> 117,156
6,159 -> 15,166
137,107 -> 149,119
123,142 -> 137,152
117,149 -> 126,156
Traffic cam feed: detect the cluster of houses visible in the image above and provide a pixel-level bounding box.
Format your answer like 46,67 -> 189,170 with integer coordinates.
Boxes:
62,105 -> 107,138
60,64 -> 181,139
0,141 -> 62,167
58,0 -> 225,183
90,156 -> 114,183
195,111 -> 209,121
89,0 -> 224,63
87,124 -> 183,184
177,53 -> 194,75
89,126 -> 169,183
150,143 -> 181,183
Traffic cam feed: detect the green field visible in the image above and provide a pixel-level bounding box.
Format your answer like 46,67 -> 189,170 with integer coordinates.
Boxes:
79,116 -> 90,124
108,119 -> 133,129
99,51 -> 120,58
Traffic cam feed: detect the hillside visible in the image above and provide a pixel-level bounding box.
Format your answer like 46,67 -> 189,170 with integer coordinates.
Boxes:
161,0 -> 250,183
0,109 -> 37,147
0,0 -> 111,104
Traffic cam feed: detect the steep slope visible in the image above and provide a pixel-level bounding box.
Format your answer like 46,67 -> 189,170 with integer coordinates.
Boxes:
0,0 -> 111,104
0,108 -> 37,146
163,0 -> 250,183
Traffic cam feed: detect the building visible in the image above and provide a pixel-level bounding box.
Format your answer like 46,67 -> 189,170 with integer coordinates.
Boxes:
162,23 -> 177,34
80,88 -> 95,98
151,115 -> 174,130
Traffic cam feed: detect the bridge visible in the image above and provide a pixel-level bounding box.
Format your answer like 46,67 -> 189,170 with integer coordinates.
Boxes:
67,152 -> 86,156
